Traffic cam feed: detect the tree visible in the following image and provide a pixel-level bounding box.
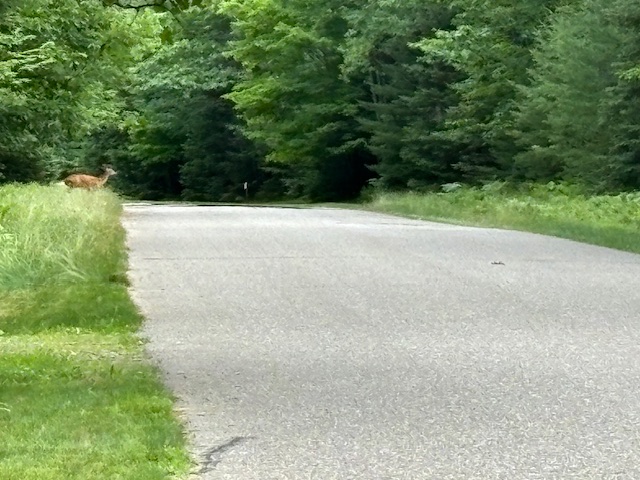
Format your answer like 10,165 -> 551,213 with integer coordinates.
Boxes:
102,5 -> 270,200
415,1 -> 574,179
513,0 -> 624,189
0,0 -> 153,182
341,0 -> 462,190
605,0 -> 640,188
220,0 -> 373,200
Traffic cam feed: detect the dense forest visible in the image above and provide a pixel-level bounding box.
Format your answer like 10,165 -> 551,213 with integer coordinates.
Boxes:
1,0 -> 639,201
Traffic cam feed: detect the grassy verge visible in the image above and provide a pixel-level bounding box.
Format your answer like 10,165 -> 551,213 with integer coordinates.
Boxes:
366,182 -> 640,254
0,184 -> 190,479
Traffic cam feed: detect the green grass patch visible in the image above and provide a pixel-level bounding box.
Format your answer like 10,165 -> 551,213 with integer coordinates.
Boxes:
0,283 -> 138,334
0,184 -> 191,479
366,182 -> 640,253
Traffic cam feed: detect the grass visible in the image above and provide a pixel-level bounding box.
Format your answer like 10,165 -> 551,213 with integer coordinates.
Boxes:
0,184 -> 191,479
366,182 -> 640,254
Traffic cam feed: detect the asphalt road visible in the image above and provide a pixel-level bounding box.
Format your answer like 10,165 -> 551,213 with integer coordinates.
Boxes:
123,205 -> 640,480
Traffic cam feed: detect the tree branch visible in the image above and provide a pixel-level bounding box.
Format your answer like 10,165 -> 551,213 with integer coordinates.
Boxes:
103,0 -> 170,10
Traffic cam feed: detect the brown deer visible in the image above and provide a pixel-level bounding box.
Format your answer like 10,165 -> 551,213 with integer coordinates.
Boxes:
64,165 -> 117,190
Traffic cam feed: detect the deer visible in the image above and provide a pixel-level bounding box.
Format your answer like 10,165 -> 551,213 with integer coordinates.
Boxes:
64,165 -> 117,190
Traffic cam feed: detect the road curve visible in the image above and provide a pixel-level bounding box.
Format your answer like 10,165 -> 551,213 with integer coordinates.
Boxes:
123,205 -> 640,480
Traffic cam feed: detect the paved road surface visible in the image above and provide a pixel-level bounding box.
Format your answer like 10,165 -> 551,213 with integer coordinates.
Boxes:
123,205 -> 640,479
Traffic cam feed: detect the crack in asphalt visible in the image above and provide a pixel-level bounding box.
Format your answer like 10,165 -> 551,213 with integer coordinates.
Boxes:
199,437 -> 254,474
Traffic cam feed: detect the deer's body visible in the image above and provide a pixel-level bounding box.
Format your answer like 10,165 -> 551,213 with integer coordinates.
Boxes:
64,166 -> 117,190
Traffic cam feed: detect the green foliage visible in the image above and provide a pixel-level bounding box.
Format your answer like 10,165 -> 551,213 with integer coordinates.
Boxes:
5,0 -> 640,199
178,91 -> 266,201
0,0 -> 151,182
95,6 -> 275,201
513,0 -> 624,188
605,0 -> 640,188
342,0 -> 463,190
415,1 -> 571,176
220,0 -> 373,200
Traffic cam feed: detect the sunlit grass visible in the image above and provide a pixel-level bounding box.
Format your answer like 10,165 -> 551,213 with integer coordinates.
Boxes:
367,182 -> 640,253
0,184 -> 191,479
0,330 -> 189,480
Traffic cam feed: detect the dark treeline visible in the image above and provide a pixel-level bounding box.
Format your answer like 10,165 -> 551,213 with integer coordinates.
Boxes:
1,0 -> 639,200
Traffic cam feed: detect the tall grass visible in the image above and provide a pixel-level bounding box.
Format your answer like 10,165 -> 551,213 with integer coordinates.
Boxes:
368,182 -> 640,253
0,184 -> 191,479
0,183 -> 123,289
0,184 -> 135,333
